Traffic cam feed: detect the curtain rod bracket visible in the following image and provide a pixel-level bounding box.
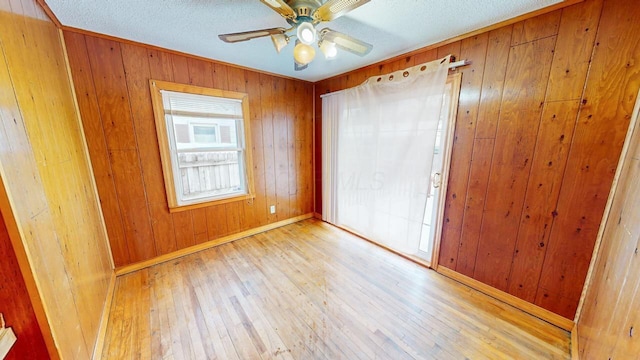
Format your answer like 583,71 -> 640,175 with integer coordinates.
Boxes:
449,60 -> 471,70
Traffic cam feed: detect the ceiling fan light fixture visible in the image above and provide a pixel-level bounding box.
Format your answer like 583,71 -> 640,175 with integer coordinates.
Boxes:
293,42 -> 316,65
271,33 -> 290,53
296,22 -> 316,45
319,40 -> 337,58
220,0 -> 373,71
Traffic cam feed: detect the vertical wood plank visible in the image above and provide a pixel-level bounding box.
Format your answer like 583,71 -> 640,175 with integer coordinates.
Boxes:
314,81 -> 328,215
473,36 -> 556,290
377,58 -> 404,76
344,67 -> 367,88
435,39 -> 462,267
439,34 -> 488,269
507,100 -> 579,301
299,82 -> 314,214
474,26 -> 513,139
511,10 -> 561,46
192,209 -> 208,242
147,48 -> 180,255
259,74 -> 278,223
85,36 -> 155,263
84,37 -> 137,151
455,138 -> 494,276
610,272 -> 640,358
110,150 -> 156,261
537,0 -> 640,317
194,232 -> 208,244
149,203 -> 177,255
120,42 -> 178,261
437,41 -> 461,61
225,201 -> 242,235
63,31 -> 130,265
546,0 -> 604,102
246,71 -> 269,227
206,205 -> 229,239
148,49 -> 175,82
171,54 -> 190,84
212,63 -> 230,90
413,49 -> 438,66
286,79 -> 300,216
187,58 -> 213,87
452,27 -> 512,273
121,43 -> 166,204
173,211 -> 196,249
272,76 -> 291,220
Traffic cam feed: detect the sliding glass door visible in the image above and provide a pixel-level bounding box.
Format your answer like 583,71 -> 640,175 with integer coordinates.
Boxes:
323,58 -> 459,264
417,74 -> 461,264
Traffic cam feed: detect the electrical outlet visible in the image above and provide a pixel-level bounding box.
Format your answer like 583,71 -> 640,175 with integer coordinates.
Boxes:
270,205 -> 276,214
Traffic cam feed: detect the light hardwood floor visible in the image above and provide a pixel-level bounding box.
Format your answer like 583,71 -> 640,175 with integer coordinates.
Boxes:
101,219 -> 570,359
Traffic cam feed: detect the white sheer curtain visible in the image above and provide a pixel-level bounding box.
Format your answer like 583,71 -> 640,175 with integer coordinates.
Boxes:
322,56 -> 450,255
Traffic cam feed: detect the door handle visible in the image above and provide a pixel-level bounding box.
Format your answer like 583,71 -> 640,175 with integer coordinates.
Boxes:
432,172 -> 441,189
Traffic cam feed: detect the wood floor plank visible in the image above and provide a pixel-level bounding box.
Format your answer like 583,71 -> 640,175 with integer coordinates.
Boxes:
263,228 -> 437,358
102,219 -> 570,359
223,241 -> 326,359
233,236 -> 339,359
250,233 -> 376,360
215,247 -> 296,359
187,256 -> 241,359
282,225 -> 498,359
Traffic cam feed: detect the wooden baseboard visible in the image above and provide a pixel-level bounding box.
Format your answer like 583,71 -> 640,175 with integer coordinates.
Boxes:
313,212 -> 322,219
571,324 -> 580,359
115,213 -> 315,276
92,271 -> 116,360
436,266 -> 574,331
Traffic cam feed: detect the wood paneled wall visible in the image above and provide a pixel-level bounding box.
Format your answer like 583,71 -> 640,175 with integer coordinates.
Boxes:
63,32 -> 315,267
576,93 -> 640,358
0,0 -> 113,358
315,0 -> 640,319
0,213 -> 48,359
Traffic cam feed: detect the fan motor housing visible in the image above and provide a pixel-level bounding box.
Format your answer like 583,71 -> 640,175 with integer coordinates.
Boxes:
287,0 -> 322,22
297,6 -> 312,18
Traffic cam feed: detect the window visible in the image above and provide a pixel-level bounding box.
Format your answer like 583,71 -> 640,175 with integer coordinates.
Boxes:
150,80 -> 254,211
192,124 -> 218,143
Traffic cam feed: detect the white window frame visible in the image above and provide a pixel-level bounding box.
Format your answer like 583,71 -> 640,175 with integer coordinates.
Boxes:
149,80 -> 255,212
189,123 -> 220,144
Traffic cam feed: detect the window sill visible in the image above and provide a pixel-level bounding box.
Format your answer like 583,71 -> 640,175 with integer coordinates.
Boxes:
168,193 -> 255,213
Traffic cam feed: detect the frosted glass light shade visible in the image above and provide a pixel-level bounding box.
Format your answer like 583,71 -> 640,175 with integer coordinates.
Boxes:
320,41 -> 337,58
293,43 -> 316,65
296,22 -> 316,45
271,34 -> 289,53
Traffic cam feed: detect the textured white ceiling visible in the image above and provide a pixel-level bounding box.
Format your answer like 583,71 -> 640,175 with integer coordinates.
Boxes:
46,0 -> 564,82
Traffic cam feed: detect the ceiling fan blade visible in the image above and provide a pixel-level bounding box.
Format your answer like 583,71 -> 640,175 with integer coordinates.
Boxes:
259,0 -> 297,20
313,0 -> 370,21
320,29 -> 372,56
218,27 -> 286,43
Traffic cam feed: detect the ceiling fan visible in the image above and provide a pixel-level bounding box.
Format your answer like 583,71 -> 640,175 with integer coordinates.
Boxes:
218,0 -> 373,71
